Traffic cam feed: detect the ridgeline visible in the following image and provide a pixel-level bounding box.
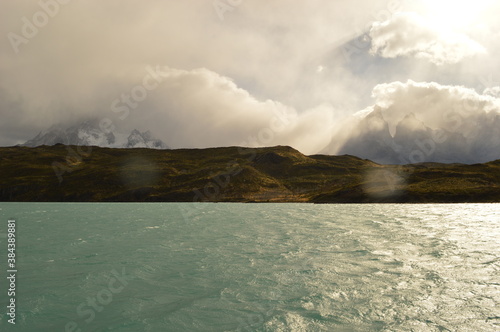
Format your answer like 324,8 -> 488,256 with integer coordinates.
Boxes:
0,145 -> 499,203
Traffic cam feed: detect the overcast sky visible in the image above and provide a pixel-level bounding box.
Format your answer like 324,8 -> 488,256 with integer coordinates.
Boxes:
1,0 -> 499,154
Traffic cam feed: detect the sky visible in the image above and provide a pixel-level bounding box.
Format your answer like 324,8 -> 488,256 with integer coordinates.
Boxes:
1,0 -> 499,157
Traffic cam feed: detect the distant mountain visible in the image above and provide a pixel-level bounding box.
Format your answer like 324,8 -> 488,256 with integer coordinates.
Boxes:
125,129 -> 168,149
23,119 -> 169,149
333,108 -> 500,164
335,108 -> 399,164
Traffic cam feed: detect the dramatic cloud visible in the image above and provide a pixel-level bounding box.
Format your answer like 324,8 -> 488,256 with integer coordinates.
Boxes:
369,12 -> 486,65
369,80 -> 499,129
328,80 -> 500,163
0,64 -> 337,155
1,1 -> 500,162
127,67 -> 336,154
0,0 -> 389,149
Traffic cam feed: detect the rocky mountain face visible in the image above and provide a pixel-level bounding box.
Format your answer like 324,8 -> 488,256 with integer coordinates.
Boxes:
336,109 -> 500,164
125,129 -> 168,149
23,120 -> 168,149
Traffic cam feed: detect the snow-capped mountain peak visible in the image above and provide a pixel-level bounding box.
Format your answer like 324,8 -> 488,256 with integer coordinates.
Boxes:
125,129 -> 168,149
23,120 -> 169,149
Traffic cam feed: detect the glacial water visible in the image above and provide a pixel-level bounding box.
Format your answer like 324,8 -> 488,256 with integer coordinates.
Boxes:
0,203 -> 498,332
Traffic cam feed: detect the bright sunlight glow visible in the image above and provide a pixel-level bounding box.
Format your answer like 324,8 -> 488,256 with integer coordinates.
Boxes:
422,0 -> 494,29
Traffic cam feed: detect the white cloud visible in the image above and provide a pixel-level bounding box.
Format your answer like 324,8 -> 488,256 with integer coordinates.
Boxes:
0,0 -> 386,148
484,86 -> 500,98
369,80 -> 499,131
328,80 -> 500,163
2,0 -> 500,161
369,12 -> 486,65
137,67 -> 336,155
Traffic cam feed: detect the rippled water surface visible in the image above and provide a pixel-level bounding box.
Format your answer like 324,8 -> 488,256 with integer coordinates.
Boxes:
0,203 -> 498,331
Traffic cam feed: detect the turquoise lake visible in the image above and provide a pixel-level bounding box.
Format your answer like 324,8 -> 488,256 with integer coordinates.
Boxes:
0,203 -> 498,331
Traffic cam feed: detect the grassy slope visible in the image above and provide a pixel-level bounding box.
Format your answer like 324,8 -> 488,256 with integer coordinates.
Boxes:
0,145 -> 499,202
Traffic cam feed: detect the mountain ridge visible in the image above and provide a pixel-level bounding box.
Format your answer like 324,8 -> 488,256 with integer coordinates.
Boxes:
1,145 -> 498,203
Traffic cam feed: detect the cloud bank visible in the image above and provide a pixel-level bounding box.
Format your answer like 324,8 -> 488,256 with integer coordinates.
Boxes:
133,67 -> 336,155
2,1 -> 500,164
328,80 -> 500,163
369,12 -> 486,65
0,0 -> 385,150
